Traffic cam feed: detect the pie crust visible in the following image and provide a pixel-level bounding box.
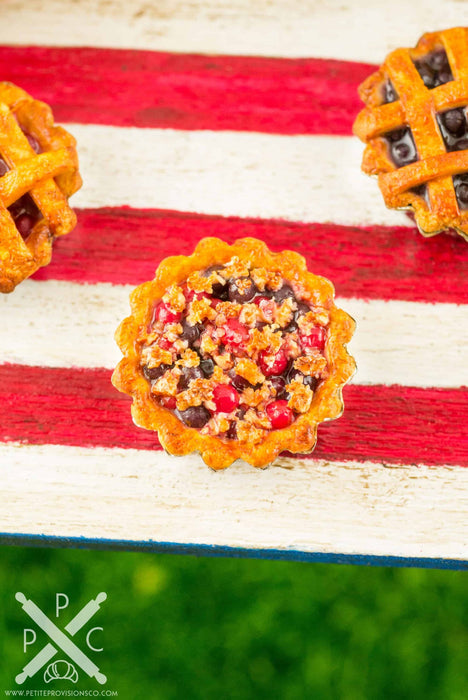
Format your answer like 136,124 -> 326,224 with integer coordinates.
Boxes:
112,237 -> 356,470
353,27 -> 468,240
0,82 -> 82,292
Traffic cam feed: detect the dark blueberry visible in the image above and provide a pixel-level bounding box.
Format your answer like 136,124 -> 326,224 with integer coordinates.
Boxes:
383,81 -> 397,104
228,277 -> 257,303
415,62 -> 435,88
294,301 -> 311,321
387,129 -> 406,142
456,183 -> 468,207
225,423 -> 237,440
272,285 -> 295,303
442,109 -> 465,135
303,375 -> 319,391
23,131 -> 41,153
203,264 -> 224,276
143,363 -> 171,382
436,70 -> 453,86
428,50 -> 448,71
230,373 -> 251,392
211,281 -> 229,300
288,369 -> 319,391
415,50 -> 453,89
237,406 -> 248,420
456,138 -> 468,151
283,320 -> 298,334
389,130 -> 418,167
200,358 -> 215,377
392,142 -> 412,166
176,406 -> 211,429
0,158 -> 9,177
269,376 -> 287,399
180,320 -> 201,345
203,264 -> 228,299
178,365 -> 204,391
411,185 -> 427,202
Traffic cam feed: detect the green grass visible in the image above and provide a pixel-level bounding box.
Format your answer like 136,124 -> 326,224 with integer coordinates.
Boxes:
0,547 -> 466,699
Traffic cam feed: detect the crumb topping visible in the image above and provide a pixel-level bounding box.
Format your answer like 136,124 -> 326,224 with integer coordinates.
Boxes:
139,256 -> 329,442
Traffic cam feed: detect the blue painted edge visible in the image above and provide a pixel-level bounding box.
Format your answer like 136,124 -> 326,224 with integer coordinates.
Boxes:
0,532 -> 466,570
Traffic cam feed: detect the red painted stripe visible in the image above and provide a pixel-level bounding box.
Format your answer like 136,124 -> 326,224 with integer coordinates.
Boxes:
0,46 -> 373,134
2,364 -> 467,467
33,208 -> 468,304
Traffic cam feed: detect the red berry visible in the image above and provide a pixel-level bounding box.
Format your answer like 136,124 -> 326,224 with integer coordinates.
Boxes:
259,348 -> 288,376
160,396 -> 176,410
15,213 -> 36,238
223,319 -> 249,350
153,302 -> 181,325
266,400 -> 294,429
213,384 -> 240,413
185,289 -> 211,303
300,327 -> 326,352
158,337 -> 173,351
253,295 -> 271,306
254,296 -> 275,321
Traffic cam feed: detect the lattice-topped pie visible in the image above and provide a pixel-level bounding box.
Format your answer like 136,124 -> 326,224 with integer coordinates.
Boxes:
112,238 -> 356,470
354,27 -> 468,240
0,82 -> 82,292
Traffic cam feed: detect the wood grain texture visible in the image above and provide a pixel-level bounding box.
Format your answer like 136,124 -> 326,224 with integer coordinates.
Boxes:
2,280 -> 468,388
1,443 -> 467,563
2,364 -> 467,467
0,46 -> 372,134
68,124 -> 411,228
0,0 -> 464,62
33,208 -> 468,305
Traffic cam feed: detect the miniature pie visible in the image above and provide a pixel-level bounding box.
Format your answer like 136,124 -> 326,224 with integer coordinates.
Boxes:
0,82 -> 82,292
353,27 -> 468,240
112,237 -> 356,470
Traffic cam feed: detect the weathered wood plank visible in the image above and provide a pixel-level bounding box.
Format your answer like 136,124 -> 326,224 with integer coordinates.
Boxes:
66,125 -> 409,228
1,444 -> 466,564
0,0 -> 463,62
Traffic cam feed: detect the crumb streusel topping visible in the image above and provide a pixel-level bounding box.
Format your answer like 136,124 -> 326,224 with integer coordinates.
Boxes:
137,257 -> 330,444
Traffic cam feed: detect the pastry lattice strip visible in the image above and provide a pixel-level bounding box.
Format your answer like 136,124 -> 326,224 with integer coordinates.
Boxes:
0,82 -> 81,292
354,27 -> 468,239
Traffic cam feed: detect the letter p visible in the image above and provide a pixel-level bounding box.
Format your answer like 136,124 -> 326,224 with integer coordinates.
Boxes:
23,628 -> 36,653
56,592 -> 69,618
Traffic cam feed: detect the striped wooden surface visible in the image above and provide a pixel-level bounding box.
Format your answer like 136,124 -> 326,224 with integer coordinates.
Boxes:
1,0 -> 467,567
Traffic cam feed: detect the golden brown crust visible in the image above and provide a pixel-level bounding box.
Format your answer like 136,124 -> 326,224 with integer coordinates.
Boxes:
0,82 -> 82,292
112,237 -> 356,470
353,27 -> 468,240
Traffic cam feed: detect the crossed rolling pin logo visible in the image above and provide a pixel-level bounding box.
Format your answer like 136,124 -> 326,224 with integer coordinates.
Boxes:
15,591 -> 107,685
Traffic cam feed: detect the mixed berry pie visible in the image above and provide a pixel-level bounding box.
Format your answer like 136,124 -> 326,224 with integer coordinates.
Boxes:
353,27 -> 468,240
112,237 -> 356,470
0,82 -> 82,292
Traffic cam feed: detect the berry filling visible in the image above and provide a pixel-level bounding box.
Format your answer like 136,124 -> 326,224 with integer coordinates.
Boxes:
386,127 -> 418,168
382,80 -> 398,105
453,173 -> 468,210
1,128 -> 42,238
139,258 -> 330,443
8,194 -> 41,239
414,48 -> 453,89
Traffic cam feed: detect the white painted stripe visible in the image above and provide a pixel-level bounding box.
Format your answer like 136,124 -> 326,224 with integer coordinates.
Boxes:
1,0 -> 464,63
68,125 -> 410,229
2,280 -> 467,388
0,443 -> 466,562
